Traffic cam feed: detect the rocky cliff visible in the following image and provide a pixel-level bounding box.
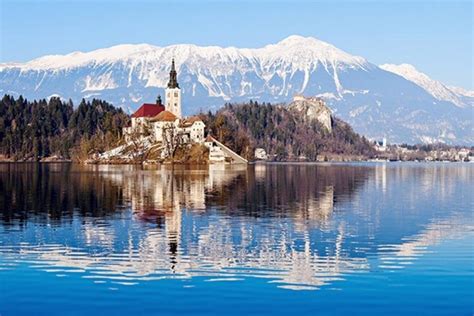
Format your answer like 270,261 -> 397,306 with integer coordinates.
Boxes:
288,96 -> 332,132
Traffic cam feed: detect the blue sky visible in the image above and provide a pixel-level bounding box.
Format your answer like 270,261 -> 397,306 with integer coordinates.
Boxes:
0,0 -> 472,89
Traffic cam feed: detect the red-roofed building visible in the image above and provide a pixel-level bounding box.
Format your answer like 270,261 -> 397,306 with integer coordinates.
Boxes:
131,103 -> 165,118
123,96 -> 165,139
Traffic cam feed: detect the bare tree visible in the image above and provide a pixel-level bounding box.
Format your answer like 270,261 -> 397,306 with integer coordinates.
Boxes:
128,123 -> 152,163
162,122 -> 183,162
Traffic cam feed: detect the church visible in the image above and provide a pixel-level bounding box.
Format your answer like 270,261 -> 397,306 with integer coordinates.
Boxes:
123,59 -> 205,146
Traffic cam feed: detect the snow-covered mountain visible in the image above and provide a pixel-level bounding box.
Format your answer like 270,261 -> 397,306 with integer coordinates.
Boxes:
1,35 -> 472,144
379,63 -> 472,108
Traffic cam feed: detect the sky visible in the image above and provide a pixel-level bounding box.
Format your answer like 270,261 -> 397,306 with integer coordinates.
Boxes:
0,0 -> 472,89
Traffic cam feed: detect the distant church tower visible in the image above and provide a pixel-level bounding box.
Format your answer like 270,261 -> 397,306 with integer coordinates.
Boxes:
165,59 -> 181,118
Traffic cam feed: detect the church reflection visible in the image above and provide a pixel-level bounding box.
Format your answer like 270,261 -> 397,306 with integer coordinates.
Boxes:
65,163 -> 374,286
1,163 -> 471,291
104,163 -> 370,231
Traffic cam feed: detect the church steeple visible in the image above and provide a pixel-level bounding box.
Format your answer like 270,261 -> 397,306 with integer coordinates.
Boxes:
167,59 -> 179,89
165,58 -> 182,118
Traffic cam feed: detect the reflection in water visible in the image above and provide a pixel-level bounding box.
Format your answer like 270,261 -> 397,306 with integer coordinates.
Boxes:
0,163 -> 473,293
378,215 -> 472,269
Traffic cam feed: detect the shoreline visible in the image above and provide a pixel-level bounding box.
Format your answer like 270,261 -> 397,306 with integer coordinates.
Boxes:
1,159 -> 471,165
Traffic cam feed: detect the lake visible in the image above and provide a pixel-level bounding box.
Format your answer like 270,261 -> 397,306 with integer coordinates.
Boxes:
0,162 -> 473,315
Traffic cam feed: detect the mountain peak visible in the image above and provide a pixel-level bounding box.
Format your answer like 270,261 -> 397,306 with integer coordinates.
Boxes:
273,35 -> 346,53
277,35 -> 322,45
259,35 -> 368,68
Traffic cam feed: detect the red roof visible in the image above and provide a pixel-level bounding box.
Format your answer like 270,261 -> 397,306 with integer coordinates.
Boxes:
150,110 -> 178,122
131,103 -> 165,118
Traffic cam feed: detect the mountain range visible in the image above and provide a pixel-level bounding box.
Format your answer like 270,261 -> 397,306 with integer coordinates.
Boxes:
1,35 -> 472,144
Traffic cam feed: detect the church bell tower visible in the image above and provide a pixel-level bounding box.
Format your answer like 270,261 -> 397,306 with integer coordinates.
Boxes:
165,59 -> 181,118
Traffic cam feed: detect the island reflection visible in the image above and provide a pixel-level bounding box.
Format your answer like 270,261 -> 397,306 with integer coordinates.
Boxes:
0,163 -> 472,290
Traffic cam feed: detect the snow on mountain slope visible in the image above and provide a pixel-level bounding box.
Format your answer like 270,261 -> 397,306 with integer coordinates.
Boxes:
2,35 -> 367,71
447,85 -> 474,98
0,35 -> 472,145
380,63 -> 473,108
0,44 -> 158,71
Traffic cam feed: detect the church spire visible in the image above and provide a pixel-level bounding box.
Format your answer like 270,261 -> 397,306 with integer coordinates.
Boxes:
167,59 -> 179,89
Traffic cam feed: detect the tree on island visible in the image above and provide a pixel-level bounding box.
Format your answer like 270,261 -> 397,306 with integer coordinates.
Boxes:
127,123 -> 153,163
202,101 -> 376,161
162,122 -> 184,162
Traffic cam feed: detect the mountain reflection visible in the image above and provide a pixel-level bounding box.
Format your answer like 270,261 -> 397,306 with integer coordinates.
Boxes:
0,163 -> 472,291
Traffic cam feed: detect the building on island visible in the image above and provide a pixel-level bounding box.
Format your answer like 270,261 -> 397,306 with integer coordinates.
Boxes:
204,135 -> 248,164
179,116 -> 206,143
204,135 -> 226,163
121,59 -> 246,164
149,110 -> 179,143
123,59 -> 205,146
126,96 -> 165,137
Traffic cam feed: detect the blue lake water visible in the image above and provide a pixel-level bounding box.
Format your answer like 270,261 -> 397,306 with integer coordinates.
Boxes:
0,162 -> 473,315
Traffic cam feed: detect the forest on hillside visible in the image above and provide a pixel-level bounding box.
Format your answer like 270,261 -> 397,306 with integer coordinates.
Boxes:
202,101 -> 376,160
0,95 -> 375,162
0,95 -> 129,161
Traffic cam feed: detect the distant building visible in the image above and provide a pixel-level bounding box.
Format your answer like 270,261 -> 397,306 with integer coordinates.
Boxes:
457,148 -> 470,161
374,138 -> 387,152
254,148 -> 268,160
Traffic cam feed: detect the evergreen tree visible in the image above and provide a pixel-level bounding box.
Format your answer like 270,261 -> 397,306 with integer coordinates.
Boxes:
0,94 -> 129,161
202,102 -> 376,161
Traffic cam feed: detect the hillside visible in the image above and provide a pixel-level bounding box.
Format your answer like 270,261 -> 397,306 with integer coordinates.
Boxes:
1,36 -> 472,144
202,101 -> 375,161
0,95 -> 128,161
0,95 -> 375,162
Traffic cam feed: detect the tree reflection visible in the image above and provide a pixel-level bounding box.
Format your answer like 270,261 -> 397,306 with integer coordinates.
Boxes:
0,163 -> 471,291
0,163 -> 125,227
